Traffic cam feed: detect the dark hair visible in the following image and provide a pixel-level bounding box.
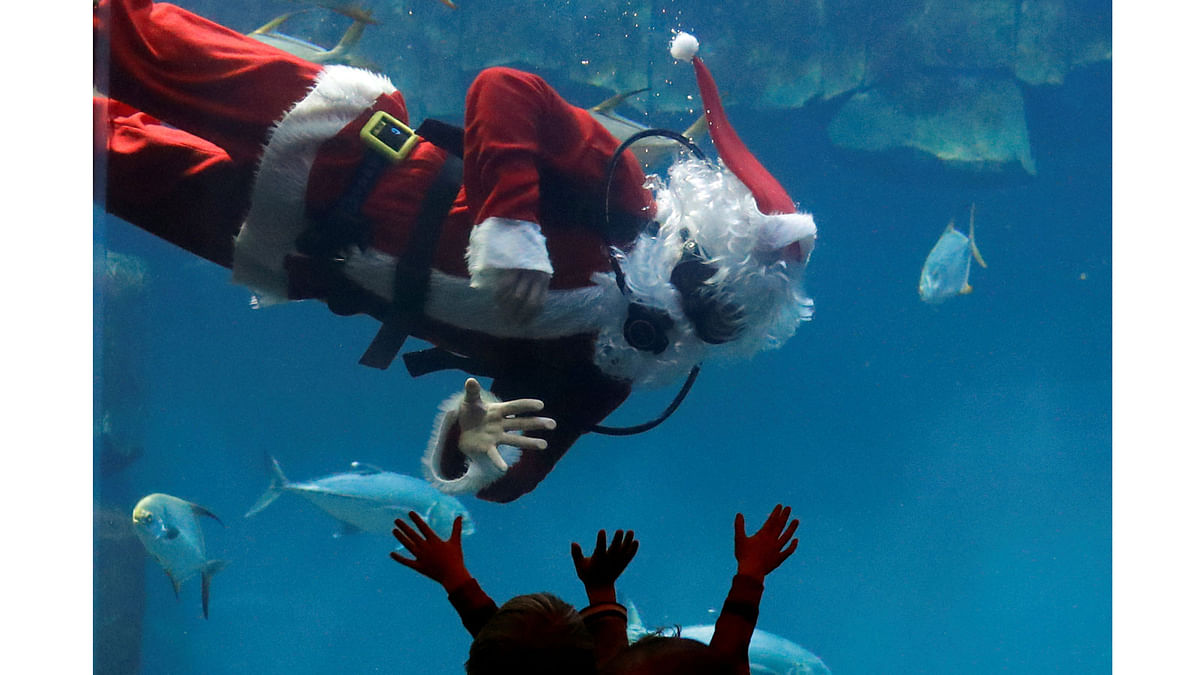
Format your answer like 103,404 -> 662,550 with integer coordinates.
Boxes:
466,593 -> 596,675
599,635 -> 736,675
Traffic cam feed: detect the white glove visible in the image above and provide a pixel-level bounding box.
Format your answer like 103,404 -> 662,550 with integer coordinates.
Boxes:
456,378 -> 556,472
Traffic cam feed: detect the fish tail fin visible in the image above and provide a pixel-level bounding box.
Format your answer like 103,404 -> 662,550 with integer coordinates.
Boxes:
245,454 -> 288,518
328,11 -> 371,57
249,10 -> 309,36
201,560 -> 229,619
623,596 -> 648,639
968,203 -> 988,268
682,114 -> 708,141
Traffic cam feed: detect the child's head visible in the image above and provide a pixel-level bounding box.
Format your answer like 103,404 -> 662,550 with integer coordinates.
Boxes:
600,634 -> 735,675
466,593 -> 596,675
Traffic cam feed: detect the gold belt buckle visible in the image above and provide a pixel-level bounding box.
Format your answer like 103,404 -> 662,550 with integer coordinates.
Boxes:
360,110 -> 421,162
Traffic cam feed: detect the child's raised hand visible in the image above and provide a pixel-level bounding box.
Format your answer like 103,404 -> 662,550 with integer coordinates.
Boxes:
571,529 -> 639,596
734,504 -> 800,581
391,511 -> 471,591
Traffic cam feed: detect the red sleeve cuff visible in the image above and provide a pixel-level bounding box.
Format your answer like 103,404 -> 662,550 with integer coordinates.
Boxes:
707,573 -> 765,665
580,600 -> 627,622
581,601 -> 629,667
729,574 -> 765,600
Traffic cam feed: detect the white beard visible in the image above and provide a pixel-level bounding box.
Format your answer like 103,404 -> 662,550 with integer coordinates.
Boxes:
593,159 -> 815,388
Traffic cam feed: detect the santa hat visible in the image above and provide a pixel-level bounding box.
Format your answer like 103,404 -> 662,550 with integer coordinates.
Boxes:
669,32 -> 815,263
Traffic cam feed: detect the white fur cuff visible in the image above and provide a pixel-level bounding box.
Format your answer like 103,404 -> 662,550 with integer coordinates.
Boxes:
755,212 -> 817,253
422,389 -> 523,495
465,217 -> 554,289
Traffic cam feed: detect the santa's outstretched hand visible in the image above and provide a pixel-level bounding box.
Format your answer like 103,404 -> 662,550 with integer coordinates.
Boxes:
456,378 -> 556,472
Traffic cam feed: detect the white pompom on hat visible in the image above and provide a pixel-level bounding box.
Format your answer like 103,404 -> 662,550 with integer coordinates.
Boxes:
669,31 -> 700,61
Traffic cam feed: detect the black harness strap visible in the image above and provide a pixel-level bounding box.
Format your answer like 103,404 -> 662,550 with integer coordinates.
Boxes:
402,347 -> 497,379
358,153 -> 462,369
414,118 -> 465,160
298,158 -> 383,258
294,116 -> 467,370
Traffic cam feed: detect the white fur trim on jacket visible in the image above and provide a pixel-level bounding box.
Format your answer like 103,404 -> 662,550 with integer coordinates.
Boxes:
422,389 -> 525,495
465,217 -> 554,290
232,65 -> 398,303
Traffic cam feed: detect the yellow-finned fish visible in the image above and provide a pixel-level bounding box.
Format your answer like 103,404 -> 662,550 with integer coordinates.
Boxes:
918,203 -> 988,304
589,89 -> 707,168
248,4 -> 378,66
132,493 -> 227,619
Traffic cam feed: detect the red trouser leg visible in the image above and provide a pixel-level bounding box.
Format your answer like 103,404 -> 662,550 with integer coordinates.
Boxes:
96,96 -> 248,267
94,0 -> 323,264
94,0 -> 321,163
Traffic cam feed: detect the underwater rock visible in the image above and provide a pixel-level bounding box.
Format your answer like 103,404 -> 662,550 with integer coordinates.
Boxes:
883,0 -> 1020,73
828,73 -> 1036,176
645,0 -> 867,115
94,504 -> 146,675
281,0 -> 1103,173
1015,0 -> 1112,86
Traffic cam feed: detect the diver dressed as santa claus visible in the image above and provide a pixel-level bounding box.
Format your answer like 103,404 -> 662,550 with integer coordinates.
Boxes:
95,0 -> 817,502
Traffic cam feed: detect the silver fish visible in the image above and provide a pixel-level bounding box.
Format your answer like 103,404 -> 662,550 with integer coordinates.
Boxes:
678,625 -> 831,675
918,203 -> 988,303
589,89 -> 707,168
245,455 -> 476,539
131,493 -> 227,619
247,4 -> 375,66
626,601 -> 831,675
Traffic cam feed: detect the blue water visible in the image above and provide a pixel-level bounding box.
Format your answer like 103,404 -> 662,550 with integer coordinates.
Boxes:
94,1 -> 1111,673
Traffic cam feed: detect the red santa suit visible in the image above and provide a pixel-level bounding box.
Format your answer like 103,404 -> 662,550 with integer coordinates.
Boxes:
96,0 -> 660,503
95,0 -> 817,503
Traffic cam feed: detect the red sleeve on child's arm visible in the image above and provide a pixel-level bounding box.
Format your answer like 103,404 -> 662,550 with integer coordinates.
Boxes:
707,573 -> 765,672
446,577 -> 499,637
582,601 -> 629,667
